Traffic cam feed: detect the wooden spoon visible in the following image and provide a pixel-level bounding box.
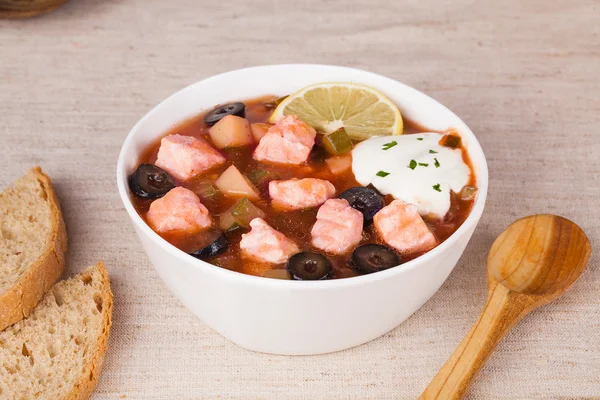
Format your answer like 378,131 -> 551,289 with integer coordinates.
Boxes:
420,214 -> 591,400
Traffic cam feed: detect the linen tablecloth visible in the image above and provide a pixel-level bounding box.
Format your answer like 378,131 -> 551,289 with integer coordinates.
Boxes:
1,0 -> 598,398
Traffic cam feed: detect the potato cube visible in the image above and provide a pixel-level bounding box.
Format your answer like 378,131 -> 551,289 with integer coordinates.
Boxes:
215,165 -> 260,201
209,115 -> 253,149
325,154 -> 352,175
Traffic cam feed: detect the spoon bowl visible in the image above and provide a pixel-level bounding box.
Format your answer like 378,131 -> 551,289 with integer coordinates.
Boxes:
488,215 -> 590,298
421,214 -> 591,400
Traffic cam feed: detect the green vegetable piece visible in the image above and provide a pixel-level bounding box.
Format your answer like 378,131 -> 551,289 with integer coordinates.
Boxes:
231,198 -> 266,227
376,170 -> 390,177
408,160 -> 417,170
322,128 -> 353,155
460,185 -> 478,201
219,198 -> 265,231
433,184 -> 442,192
440,134 -> 462,149
218,211 -> 239,232
434,158 -> 440,168
382,141 -> 397,150
195,182 -> 218,200
246,168 -> 270,185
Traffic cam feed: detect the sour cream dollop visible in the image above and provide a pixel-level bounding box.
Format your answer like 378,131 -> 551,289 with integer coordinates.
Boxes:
351,133 -> 471,219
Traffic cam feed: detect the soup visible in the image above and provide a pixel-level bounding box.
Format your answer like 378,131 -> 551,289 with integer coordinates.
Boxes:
129,89 -> 477,280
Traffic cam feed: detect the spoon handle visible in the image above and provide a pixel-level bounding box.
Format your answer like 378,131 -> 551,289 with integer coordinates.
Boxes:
420,281 -> 536,400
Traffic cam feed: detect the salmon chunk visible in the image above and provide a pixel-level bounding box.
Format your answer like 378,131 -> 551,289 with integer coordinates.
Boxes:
373,200 -> 438,255
311,199 -> 363,254
240,218 -> 299,264
146,187 -> 212,233
269,178 -> 336,210
155,134 -> 225,181
253,115 -> 316,164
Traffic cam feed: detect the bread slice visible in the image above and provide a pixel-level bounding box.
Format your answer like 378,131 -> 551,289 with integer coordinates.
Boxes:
0,262 -> 113,399
0,167 -> 68,331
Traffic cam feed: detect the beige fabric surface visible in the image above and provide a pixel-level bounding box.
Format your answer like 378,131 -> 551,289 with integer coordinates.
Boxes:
1,0 -> 599,398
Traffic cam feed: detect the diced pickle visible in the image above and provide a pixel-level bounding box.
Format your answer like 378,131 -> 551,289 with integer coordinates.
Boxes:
460,185 -> 478,201
439,134 -> 462,149
219,197 -> 266,232
322,128 -> 353,155
262,269 -> 291,280
246,168 -> 270,186
194,182 -> 218,200
218,211 -> 240,232
231,198 -> 265,226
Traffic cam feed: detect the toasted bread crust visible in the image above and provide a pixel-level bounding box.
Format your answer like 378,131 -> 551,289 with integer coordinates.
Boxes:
0,167 -> 68,331
66,262 -> 113,400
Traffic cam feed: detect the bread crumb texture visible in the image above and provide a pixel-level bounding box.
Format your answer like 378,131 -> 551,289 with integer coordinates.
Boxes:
0,170 -> 52,291
0,263 -> 112,399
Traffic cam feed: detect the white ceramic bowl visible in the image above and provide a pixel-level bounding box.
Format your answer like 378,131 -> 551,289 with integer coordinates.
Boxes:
116,64 -> 488,355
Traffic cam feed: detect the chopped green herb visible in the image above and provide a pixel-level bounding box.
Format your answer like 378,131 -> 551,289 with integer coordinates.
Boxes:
382,141 -> 398,150
417,137 -> 423,141
418,163 -> 429,167
429,149 -> 438,154
434,158 -> 440,168
408,159 -> 417,170
376,170 -> 390,177
433,184 -> 442,192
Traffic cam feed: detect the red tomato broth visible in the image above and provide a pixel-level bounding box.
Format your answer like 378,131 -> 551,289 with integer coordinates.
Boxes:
131,95 -> 477,279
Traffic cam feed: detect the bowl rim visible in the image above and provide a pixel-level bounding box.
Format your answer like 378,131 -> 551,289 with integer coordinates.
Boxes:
116,63 -> 488,290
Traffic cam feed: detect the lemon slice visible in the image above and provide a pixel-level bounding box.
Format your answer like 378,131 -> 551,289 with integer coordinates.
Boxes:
269,82 -> 403,140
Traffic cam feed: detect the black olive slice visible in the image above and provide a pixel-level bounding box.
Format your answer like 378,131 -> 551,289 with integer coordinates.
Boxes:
338,186 -> 384,223
128,164 -> 176,199
351,244 -> 400,274
287,252 -> 333,281
204,102 -> 246,126
190,233 -> 228,259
